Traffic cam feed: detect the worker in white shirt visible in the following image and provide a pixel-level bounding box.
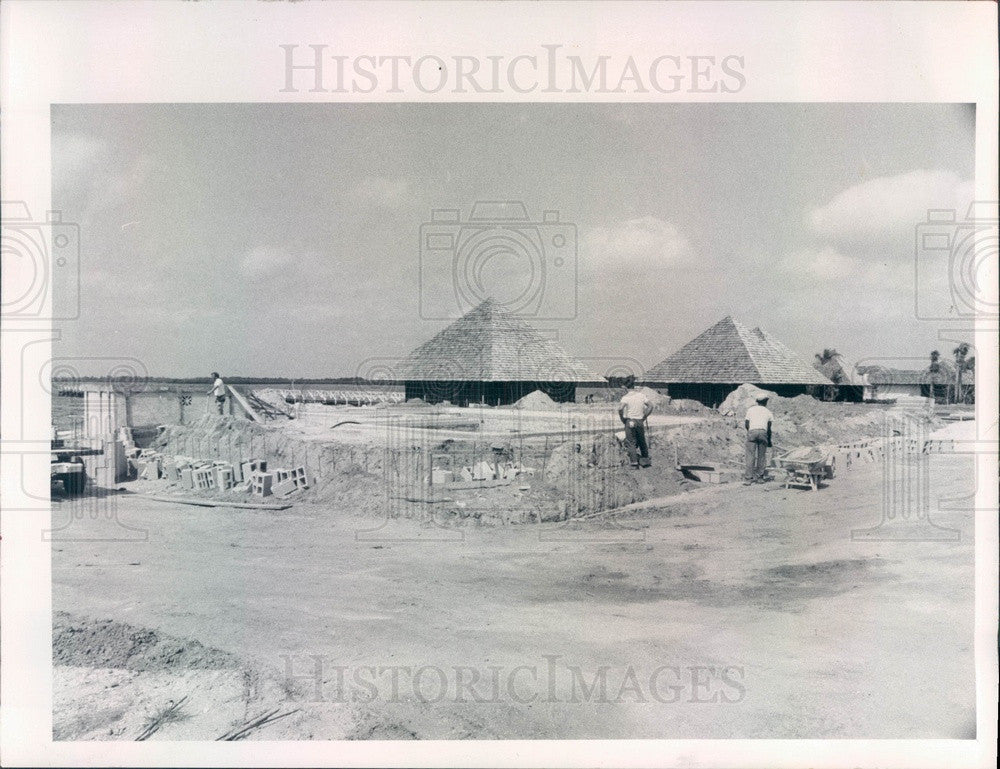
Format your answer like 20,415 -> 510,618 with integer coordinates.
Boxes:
743,394 -> 774,484
617,376 -> 654,468
208,372 -> 226,415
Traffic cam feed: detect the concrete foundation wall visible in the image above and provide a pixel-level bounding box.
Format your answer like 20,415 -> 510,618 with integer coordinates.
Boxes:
83,387 -> 237,439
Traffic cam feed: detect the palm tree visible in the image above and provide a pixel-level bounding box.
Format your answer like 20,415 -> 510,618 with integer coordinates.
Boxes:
813,349 -> 843,401
928,350 -> 943,402
953,343 -> 972,404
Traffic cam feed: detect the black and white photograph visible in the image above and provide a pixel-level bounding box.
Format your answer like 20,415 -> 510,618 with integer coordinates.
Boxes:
1,2 -> 997,767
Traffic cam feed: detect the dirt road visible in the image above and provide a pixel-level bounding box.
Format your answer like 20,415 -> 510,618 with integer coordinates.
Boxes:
52,446 -> 975,740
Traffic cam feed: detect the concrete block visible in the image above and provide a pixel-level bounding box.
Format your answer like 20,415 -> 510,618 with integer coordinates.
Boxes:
242,460 -> 267,479
192,466 -> 215,490
471,461 -> 496,481
289,466 -> 311,489
498,463 -> 518,480
273,467 -> 291,483
459,466 -> 474,482
231,460 -> 244,483
180,467 -> 194,490
213,464 -> 235,491
139,458 -> 161,481
431,469 -> 455,484
163,461 -> 180,482
272,478 -> 300,498
250,471 -> 273,497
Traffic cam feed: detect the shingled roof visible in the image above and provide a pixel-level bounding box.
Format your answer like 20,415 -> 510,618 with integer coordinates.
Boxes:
645,316 -> 833,385
400,299 -> 603,382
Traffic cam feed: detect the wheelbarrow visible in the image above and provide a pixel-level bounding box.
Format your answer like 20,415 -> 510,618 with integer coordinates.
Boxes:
773,446 -> 835,490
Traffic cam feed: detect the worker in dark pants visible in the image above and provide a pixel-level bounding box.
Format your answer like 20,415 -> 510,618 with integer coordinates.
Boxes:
208,372 -> 227,415
618,376 -> 653,468
743,394 -> 774,484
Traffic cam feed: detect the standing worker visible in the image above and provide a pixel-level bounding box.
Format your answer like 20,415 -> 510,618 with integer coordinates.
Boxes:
743,393 -> 774,484
209,372 -> 227,415
618,376 -> 653,468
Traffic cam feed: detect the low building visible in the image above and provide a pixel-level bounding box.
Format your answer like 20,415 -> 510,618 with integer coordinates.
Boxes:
399,299 -> 603,406
643,316 -> 833,407
855,365 -> 958,402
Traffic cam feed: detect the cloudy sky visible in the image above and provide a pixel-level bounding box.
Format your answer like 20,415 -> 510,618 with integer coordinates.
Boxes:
52,102 -> 975,379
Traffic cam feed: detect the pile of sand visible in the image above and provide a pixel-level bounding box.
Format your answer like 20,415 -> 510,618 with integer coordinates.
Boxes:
52,611 -> 240,672
514,390 -> 558,411
664,398 -> 709,413
718,383 -> 780,417
636,386 -> 671,407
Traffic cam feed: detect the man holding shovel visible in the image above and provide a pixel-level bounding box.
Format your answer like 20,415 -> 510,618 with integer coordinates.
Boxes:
618,376 -> 654,468
743,394 -> 774,484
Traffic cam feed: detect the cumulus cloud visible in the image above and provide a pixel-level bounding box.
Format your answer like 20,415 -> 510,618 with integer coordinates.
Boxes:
584,216 -> 693,269
239,245 -> 297,280
809,169 -> 974,245
786,245 -> 856,281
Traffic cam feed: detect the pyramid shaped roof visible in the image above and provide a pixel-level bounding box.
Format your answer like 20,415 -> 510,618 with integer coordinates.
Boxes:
644,316 -> 833,385
400,299 -> 603,382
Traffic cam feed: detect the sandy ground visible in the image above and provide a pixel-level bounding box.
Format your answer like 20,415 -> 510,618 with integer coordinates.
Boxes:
52,431 -> 976,740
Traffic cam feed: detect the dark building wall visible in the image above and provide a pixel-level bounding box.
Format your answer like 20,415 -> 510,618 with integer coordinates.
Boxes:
404,380 -> 577,406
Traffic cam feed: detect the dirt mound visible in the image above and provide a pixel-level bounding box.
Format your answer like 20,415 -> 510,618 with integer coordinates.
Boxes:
541,432 -> 686,515
152,415 -> 385,509
636,386 -> 671,407
664,398 -> 709,413
718,384 -> 779,416
53,612 -> 240,671
514,390 -> 558,410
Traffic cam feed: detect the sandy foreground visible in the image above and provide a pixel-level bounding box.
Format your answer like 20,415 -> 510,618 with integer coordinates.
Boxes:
52,423 -> 976,740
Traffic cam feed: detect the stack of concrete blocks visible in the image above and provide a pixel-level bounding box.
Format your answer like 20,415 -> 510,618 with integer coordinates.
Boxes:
137,451 -> 162,481
497,462 -> 519,480
191,466 -> 216,491
270,467 -> 294,498
249,470 -> 274,498
162,458 -> 181,483
471,461 -> 496,481
242,459 -> 267,480
168,456 -> 191,487
211,461 -> 235,491
271,465 -> 312,499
